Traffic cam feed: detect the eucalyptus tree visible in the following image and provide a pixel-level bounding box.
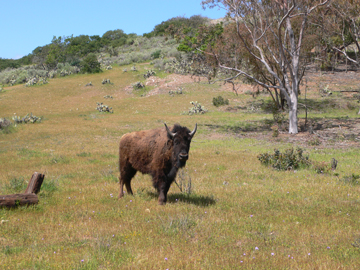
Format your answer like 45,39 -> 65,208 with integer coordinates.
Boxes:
200,0 -> 330,134
326,0 -> 360,66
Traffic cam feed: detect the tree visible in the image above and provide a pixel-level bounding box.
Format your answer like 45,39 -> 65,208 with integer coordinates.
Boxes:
319,0 -> 360,67
80,53 -> 102,73
200,0 -> 330,134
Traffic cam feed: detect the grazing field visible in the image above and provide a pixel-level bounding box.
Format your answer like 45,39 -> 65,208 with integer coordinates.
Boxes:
1,64 -> 360,269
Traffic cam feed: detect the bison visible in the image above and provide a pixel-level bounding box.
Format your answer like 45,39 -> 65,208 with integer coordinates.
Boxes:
118,123 -> 197,205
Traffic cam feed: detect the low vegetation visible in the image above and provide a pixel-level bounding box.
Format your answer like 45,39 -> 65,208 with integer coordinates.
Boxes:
1,61 -> 360,269
212,95 -> 229,107
1,9 -> 360,268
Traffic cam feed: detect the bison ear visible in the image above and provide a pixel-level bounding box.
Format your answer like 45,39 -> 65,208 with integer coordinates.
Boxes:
164,123 -> 176,139
189,123 -> 197,138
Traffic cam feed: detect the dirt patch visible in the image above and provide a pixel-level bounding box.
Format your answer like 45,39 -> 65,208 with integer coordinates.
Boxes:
124,73 -> 254,96
145,74 -> 207,96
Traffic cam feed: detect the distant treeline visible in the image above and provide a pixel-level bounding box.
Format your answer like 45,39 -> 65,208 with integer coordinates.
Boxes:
0,15 -> 210,72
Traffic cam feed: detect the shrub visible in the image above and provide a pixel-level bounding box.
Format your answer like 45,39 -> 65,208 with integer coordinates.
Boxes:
169,87 -> 183,96
102,78 -> 112,85
308,137 -> 321,146
212,95 -> 229,107
132,82 -> 145,89
80,53 -> 102,73
151,50 -> 162,59
143,70 -> 156,78
0,118 -> 11,129
312,161 -> 331,174
25,76 -> 48,87
258,147 -> 311,171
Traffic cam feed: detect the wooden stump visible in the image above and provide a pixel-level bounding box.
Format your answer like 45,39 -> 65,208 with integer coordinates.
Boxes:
0,172 -> 45,208
25,172 -> 45,194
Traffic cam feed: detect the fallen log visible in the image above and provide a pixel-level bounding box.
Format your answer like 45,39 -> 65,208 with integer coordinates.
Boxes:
0,172 -> 44,208
0,193 -> 38,207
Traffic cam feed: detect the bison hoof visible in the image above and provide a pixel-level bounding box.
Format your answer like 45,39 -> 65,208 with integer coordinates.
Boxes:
158,200 -> 166,205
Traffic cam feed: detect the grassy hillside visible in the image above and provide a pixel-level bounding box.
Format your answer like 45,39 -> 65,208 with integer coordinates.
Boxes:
1,64 -> 360,269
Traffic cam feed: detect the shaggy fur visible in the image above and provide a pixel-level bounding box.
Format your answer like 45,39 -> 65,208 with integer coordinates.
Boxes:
118,123 -> 196,204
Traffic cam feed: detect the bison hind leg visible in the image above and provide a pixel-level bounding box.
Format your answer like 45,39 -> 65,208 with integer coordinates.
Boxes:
119,166 -> 136,198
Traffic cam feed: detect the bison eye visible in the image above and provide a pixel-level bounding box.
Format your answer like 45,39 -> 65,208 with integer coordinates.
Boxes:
174,138 -> 180,145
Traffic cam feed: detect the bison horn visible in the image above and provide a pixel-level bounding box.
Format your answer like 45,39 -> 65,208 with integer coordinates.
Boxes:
164,123 -> 176,138
189,123 -> 197,137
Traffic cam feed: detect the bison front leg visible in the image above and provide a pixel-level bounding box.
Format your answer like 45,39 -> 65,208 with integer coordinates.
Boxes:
158,181 -> 171,205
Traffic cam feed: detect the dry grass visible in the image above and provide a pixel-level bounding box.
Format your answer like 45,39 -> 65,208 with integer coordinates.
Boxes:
1,65 -> 360,269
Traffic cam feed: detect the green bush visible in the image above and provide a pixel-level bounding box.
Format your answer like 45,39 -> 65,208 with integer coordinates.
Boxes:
80,53 -> 102,73
212,95 -> 229,107
151,50 -> 162,59
258,147 -> 311,171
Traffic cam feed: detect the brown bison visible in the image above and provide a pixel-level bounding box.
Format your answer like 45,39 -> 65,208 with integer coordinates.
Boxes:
118,123 -> 197,205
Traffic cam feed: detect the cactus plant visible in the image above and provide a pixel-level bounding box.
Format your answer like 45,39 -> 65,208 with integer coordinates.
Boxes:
185,101 -> 207,115
96,103 -> 113,113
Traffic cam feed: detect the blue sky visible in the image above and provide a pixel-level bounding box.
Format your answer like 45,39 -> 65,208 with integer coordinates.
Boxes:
1,0 -> 226,59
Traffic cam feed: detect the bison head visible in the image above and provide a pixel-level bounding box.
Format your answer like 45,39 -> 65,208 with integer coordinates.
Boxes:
165,123 -> 197,168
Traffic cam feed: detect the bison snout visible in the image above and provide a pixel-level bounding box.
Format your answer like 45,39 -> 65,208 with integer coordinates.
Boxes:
179,153 -> 188,161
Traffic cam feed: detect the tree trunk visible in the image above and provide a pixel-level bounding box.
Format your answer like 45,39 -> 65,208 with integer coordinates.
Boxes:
0,193 -> 38,207
288,93 -> 298,134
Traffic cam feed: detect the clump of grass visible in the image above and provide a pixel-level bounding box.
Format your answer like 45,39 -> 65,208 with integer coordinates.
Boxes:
271,126 -> 279,137
5,177 -> 27,193
50,155 -> 70,164
169,87 -> 183,96
39,177 -> 59,198
308,137 -> 321,146
174,169 -> 192,194
77,152 -> 91,157
339,174 -> 360,186
258,147 -> 311,171
212,95 -> 229,107
159,215 -> 196,236
312,160 -> 332,174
